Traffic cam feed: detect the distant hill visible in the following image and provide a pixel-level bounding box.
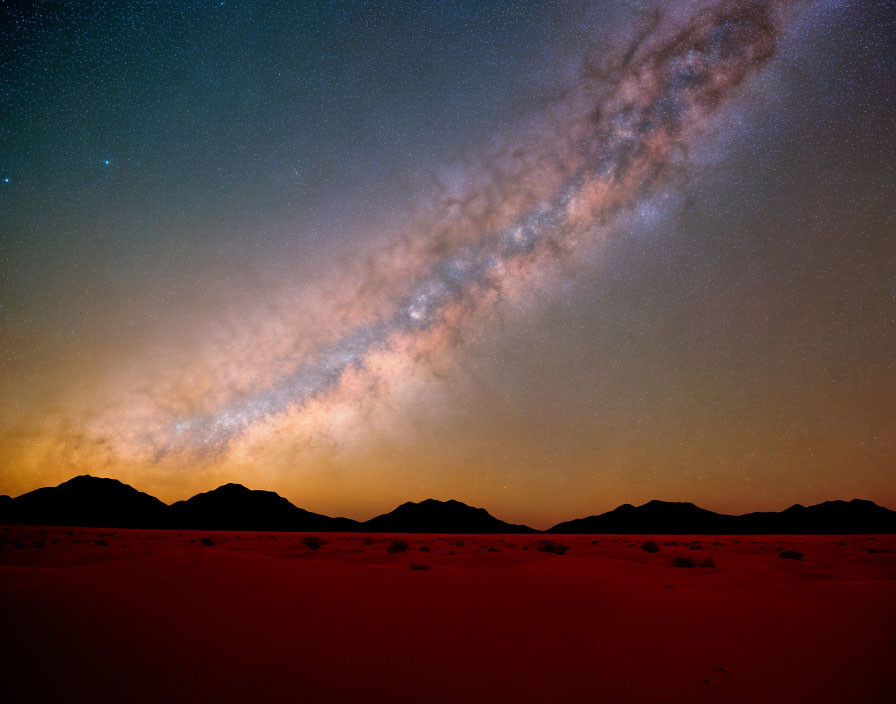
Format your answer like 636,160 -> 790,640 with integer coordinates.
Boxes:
0,475 -> 167,528
735,499 -> 896,534
168,483 -> 360,531
363,498 -> 534,533
1,475 -> 894,533
549,500 -> 730,534
0,476 -> 358,531
549,498 -> 896,534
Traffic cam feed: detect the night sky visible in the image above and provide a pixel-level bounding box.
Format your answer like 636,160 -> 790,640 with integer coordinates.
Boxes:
1,0 -> 893,527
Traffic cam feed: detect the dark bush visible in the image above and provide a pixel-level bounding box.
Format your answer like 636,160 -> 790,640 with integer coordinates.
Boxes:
409,563 -> 430,571
201,537 -> 215,546
673,557 -> 696,568
778,550 -> 804,561
419,545 -> 431,552
387,540 -> 409,553
698,557 -> 716,568
94,540 -> 109,546
302,536 -> 327,551
640,541 -> 660,553
537,541 -> 569,555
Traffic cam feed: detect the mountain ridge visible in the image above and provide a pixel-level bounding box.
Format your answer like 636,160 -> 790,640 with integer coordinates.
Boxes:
547,498 -> 896,534
364,498 -> 533,533
1,475 -> 894,533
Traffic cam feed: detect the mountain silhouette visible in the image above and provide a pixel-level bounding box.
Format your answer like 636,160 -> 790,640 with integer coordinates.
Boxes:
549,500 -> 730,534
734,499 -> 896,534
168,483 -> 360,531
549,498 -> 896,534
1,475 -> 894,533
0,475 -> 167,528
363,499 -> 534,533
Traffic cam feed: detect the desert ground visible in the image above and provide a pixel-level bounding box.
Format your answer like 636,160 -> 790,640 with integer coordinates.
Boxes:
1,527 -> 894,703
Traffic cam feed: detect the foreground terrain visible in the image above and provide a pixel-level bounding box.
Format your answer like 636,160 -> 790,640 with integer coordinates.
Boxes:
1,527 -> 894,703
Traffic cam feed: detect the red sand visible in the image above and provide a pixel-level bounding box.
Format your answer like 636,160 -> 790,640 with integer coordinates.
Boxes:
1,528 -> 894,703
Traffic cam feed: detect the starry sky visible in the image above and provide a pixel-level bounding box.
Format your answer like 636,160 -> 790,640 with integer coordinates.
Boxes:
1,0 -> 894,527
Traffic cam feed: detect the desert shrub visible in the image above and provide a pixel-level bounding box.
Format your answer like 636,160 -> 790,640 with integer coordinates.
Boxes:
387,540 -> 409,553
688,545 -> 703,550
455,540 -> 464,547
420,545 -> 431,552
94,540 -> 109,546
363,538 -> 375,546
302,536 -> 327,551
778,550 -> 804,561
201,537 -> 215,546
673,557 -> 696,568
640,541 -> 660,553
487,547 -> 499,552
699,557 -> 716,568
409,563 -> 430,570
537,541 -> 569,555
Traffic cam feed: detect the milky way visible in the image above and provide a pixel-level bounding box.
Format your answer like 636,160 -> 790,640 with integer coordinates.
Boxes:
160,0 -> 796,454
